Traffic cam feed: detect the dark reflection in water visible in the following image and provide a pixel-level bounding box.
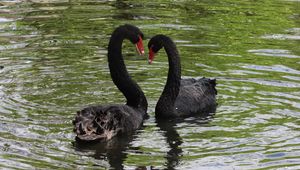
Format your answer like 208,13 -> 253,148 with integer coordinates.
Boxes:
114,0 -> 132,9
156,116 -> 213,170
74,134 -> 136,169
156,119 -> 183,170
73,116 -> 213,170
113,0 -> 141,20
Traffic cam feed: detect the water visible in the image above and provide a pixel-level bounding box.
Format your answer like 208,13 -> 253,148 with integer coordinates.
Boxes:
0,0 -> 300,169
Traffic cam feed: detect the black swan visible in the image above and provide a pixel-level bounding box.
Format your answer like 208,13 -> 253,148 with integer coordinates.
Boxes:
148,34 -> 217,118
73,24 -> 148,142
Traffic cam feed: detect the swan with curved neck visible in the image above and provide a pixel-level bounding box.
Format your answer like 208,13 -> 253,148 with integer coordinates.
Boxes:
148,35 -> 217,118
73,24 -> 148,141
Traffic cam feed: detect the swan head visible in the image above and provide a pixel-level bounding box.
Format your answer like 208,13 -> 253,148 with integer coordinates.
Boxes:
147,34 -> 165,64
119,24 -> 145,55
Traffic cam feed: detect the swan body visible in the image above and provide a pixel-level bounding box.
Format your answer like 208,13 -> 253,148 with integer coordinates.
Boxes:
73,24 -> 147,142
74,105 -> 144,141
175,78 -> 217,117
148,35 -> 217,118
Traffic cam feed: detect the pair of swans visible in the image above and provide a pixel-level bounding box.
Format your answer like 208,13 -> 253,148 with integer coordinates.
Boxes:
73,24 -> 217,142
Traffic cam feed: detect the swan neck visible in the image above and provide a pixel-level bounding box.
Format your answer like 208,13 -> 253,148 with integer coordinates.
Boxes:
107,31 -> 147,113
156,37 -> 181,117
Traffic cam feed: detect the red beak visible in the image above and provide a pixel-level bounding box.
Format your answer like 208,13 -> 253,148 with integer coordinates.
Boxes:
135,35 -> 144,55
148,47 -> 155,64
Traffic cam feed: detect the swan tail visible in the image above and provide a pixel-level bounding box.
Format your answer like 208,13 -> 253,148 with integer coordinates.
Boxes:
209,78 -> 217,95
73,106 -> 124,142
194,77 -> 217,96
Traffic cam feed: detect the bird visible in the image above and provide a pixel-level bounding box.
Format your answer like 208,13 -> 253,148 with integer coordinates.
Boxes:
148,34 -> 217,119
73,24 -> 148,142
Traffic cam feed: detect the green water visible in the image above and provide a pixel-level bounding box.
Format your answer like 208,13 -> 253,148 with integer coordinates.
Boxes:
0,0 -> 300,169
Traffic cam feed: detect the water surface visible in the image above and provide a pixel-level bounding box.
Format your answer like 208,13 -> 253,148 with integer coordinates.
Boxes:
1,0 -> 300,169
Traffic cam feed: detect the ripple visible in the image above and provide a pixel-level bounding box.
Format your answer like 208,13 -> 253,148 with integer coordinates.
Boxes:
261,34 -> 300,40
286,27 -> 300,34
38,6 -> 68,11
241,64 -> 300,75
179,44 -> 219,47
228,69 -> 265,75
257,91 -> 300,100
0,17 -> 13,23
248,49 -> 300,58
247,78 -> 300,88
1,0 -> 300,169
209,53 -> 242,57
282,75 -> 300,81
0,43 -> 28,51
142,24 -> 196,30
273,109 -> 300,118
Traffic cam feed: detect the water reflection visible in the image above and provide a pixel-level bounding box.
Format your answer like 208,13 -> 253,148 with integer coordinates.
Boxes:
74,134 -> 136,169
1,0 -> 300,169
112,0 -> 143,20
156,116 -> 214,169
156,119 -> 182,170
